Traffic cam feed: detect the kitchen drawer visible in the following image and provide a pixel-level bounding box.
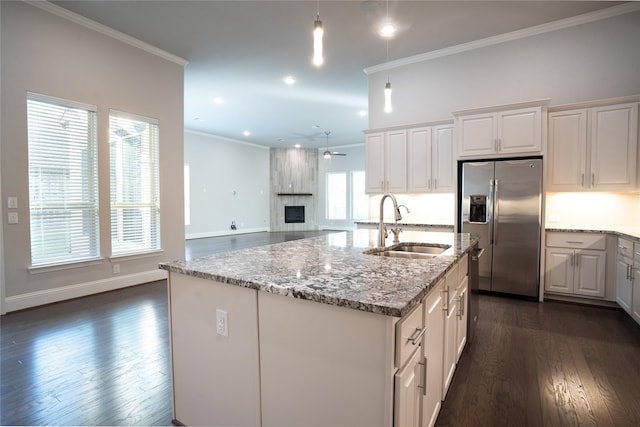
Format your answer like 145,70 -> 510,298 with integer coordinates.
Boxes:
546,232 -> 606,250
395,302 -> 424,369
458,254 -> 469,279
617,238 -> 634,259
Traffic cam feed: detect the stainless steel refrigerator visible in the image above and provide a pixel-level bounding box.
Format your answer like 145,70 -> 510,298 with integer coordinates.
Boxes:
459,158 -> 542,299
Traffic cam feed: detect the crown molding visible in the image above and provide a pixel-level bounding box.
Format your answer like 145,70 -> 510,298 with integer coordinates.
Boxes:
24,0 -> 188,67
185,129 -> 270,150
364,2 -> 640,75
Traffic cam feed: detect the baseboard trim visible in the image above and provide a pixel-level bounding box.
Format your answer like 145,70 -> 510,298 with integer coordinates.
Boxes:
186,227 -> 270,240
5,270 -> 168,313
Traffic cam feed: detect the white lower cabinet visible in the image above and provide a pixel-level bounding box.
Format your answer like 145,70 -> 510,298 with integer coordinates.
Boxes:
545,232 -> 606,298
394,344 -> 423,427
616,238 -> 635,315
632,258 -> 640,324
421,279 -> 444,427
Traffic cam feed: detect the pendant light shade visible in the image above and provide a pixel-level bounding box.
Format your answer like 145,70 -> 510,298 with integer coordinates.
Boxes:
384,81 -> 392,113
313,15 -> 324,67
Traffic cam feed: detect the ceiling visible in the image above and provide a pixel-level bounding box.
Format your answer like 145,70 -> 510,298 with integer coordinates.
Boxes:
51,1 -> 621,149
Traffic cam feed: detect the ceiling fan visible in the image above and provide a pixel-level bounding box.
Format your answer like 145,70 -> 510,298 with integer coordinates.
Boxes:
322,131 -> 346,159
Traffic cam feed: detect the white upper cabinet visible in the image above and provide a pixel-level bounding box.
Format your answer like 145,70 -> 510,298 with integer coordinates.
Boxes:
365,130 -> 407,194
548,102 -> 638,191
548,110 -> 588,190
366,121 -> 454,195
365,132 -> 387,193
591,103 -> 638,190
407,125 -> 454,193
455,104 -> 543,159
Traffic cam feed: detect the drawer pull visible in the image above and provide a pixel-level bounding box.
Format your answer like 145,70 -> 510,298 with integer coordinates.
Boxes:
566,240 -> 585,244
407,327 -> 426,346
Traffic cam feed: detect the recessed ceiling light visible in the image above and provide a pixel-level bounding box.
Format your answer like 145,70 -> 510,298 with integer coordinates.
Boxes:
379,23 -> 396,38
283,75 -> 296,85
213,97 -> 224,105
294,144 -> 301,148
243,130 -> 251,137
358,110 -> 368,117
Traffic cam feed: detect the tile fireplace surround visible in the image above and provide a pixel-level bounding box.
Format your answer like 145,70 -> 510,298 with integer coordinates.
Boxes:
270,148 -> 318,231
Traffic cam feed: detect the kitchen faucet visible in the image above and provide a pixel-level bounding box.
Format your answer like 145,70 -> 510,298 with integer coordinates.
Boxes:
378,193 -> 404,247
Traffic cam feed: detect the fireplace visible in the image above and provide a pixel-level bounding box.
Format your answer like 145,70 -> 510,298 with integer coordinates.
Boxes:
284,206 -> 305,223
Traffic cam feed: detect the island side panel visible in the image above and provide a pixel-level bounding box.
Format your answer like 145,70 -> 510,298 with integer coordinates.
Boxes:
168,273 -> 261,426
258,291 -> 397,427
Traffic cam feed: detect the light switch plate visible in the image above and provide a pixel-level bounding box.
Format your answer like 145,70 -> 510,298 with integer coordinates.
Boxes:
7,196 -> 17,209
8,212 -> 18,224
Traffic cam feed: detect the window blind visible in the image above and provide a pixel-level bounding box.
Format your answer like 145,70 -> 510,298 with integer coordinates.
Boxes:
109,111 -> 160,256
27,94 -> 100,266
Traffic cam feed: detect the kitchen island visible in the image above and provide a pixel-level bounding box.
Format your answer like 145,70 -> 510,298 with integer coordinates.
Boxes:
160,230 -> 478,427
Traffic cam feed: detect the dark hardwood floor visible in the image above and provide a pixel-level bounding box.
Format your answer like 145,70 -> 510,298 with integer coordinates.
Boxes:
2,232 -> 640,426
436,294 -> 640,427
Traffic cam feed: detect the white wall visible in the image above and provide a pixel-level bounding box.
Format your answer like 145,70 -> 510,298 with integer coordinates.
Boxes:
318,145 -> 366,230
184,131 -> 270,238
0,2 -> 184,311
368,10 -> 640,129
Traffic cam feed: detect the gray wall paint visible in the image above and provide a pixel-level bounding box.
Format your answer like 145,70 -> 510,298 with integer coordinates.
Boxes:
368,11 -> 640,128
184,131 -> 270,238
1,2 -> 184,301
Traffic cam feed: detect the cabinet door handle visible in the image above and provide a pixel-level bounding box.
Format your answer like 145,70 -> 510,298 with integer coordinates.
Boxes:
442,286 -> 450,315
423,356 -> 428,396
628,264 -> 632,281
581,173 -> 585,187
576,253 -> 580,267
566,241 -> 584,244
407,327 -> 426,346
592,173 -> 595,186
434,178 -> 438,189
570,253 -> 575,266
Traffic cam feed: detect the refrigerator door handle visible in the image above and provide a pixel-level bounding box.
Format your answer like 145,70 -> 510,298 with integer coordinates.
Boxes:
493,179 -> 499,246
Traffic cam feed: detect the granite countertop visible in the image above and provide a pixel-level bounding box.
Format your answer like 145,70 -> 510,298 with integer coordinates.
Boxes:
355,221 -> 454,229
546,227 -> 640,243
160,230 -> 478,318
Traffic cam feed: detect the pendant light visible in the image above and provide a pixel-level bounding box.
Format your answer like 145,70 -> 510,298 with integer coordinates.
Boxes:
312,1 -> 324,67
384,40 -> 392,113
383,0 -> 392,114
384,80 -> 392,113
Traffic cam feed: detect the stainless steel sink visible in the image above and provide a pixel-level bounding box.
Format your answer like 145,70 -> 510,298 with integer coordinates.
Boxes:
392,244 -> 450,255
364,243 -> 451,260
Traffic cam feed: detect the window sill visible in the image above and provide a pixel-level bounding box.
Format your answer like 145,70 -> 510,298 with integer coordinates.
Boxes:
29,257 -> 105,274
109,249 -> 164,262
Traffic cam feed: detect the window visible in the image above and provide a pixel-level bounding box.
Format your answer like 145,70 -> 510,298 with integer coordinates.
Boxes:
27,94 -> 100,266
184,164 -> 191,226
325,170 -> 367,222
109,111 -> 160,256
326,172 -> 347,220
351,171 -> 368,220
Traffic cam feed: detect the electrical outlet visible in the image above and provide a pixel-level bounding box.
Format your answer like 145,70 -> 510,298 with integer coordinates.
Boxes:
8,212 -> 18,224
112,264 -> 120,274
216,309 -> 228,336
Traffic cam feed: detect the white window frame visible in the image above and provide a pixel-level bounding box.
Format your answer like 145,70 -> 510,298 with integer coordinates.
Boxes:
27,93 -> 101,269
325,170 -> 367,222
109,110 -> 161,257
